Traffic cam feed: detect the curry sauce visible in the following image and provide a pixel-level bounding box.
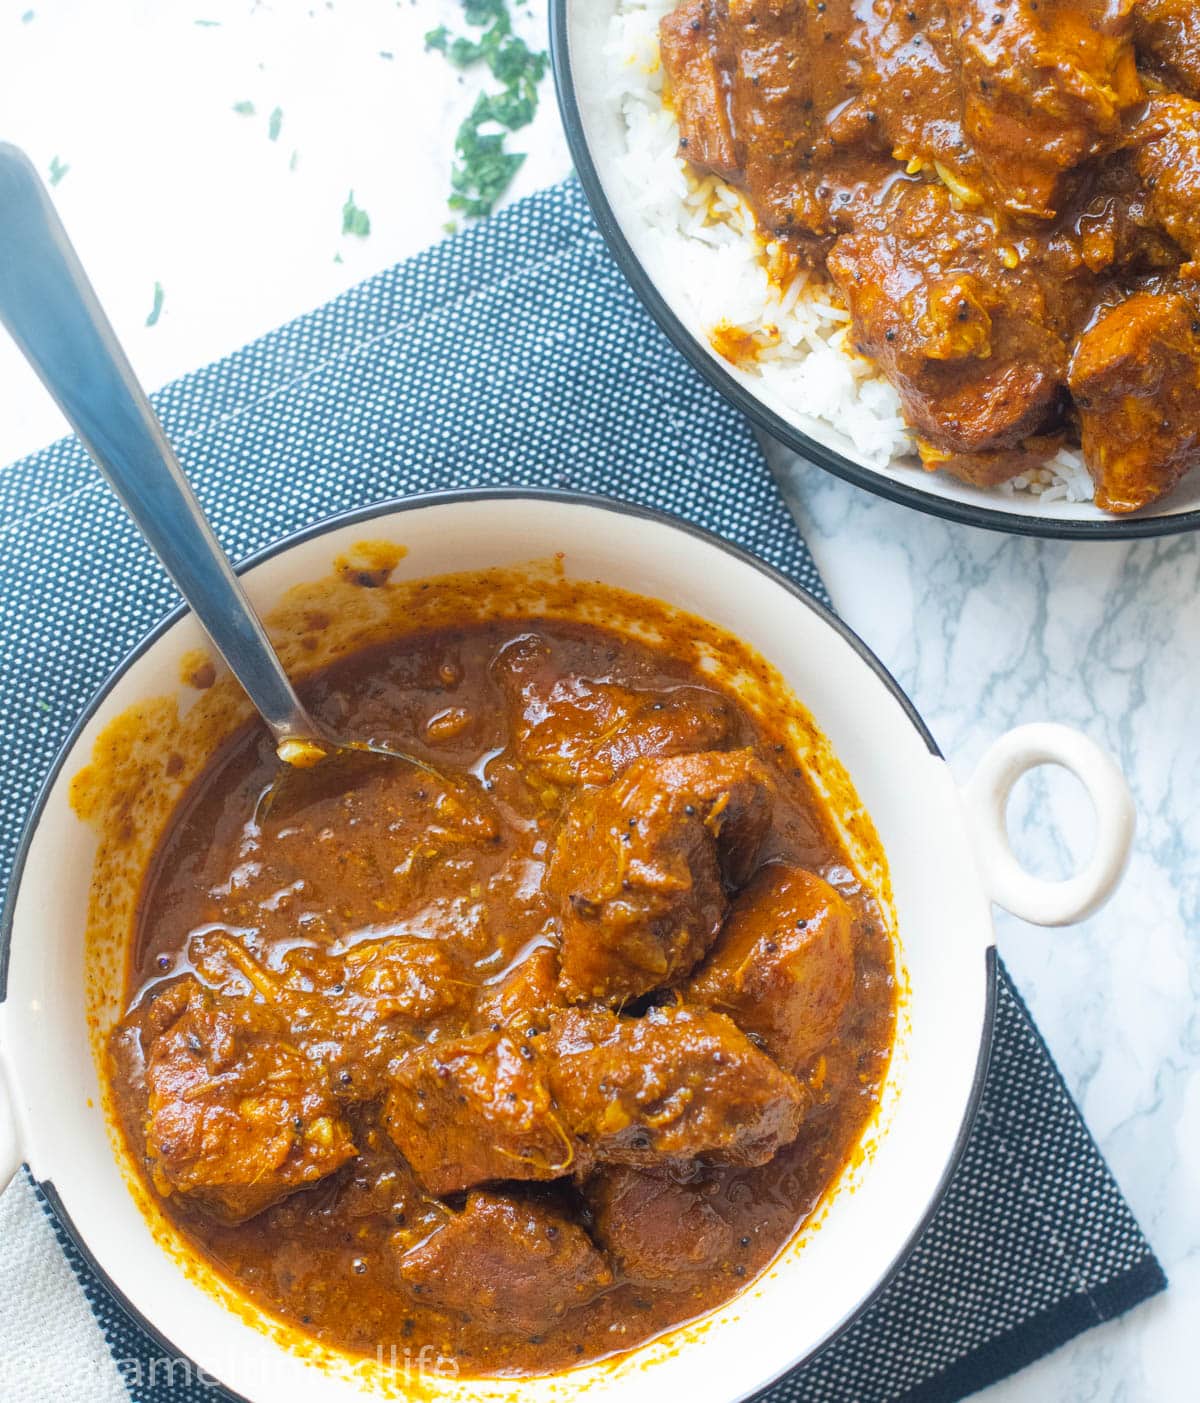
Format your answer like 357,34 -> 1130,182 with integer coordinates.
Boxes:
106,618 -> 896,1376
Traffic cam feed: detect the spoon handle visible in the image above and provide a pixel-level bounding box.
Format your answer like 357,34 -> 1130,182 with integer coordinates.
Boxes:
0,144 -> 317,749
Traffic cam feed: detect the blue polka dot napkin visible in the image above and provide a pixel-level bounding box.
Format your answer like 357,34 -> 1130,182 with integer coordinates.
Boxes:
0,177 -> 1163,1403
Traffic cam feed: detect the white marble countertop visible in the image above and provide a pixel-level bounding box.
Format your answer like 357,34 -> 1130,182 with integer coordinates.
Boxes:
0,1 -> 1196,1399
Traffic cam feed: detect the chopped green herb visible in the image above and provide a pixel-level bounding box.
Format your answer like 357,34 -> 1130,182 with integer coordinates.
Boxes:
48,155 -> 69,186
341,191 -> 371,238
333,251 -> 344,264
20,9 -> 34,21
194,18 -> 221,26
449,98 -> 525,219
36,699 -> 50,713
442,219 -> 459,235
464,0 -> 508,25
232,99 -> 256,116
146,282 -> 164,327
427,0 -> 548,220
268,106 -> 283,141
289,149 -> 299,172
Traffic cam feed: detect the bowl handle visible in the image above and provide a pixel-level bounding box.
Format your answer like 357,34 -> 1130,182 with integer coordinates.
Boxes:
963,722 -> 1135,926
0,1055 -> 21,1190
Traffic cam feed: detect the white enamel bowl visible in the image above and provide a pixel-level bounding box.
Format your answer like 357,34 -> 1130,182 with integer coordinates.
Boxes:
0,492 -> 1134,1402
550,0 -> 1200,539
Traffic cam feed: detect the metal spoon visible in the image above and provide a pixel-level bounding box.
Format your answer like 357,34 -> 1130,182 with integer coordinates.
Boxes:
0,143 -> 435,802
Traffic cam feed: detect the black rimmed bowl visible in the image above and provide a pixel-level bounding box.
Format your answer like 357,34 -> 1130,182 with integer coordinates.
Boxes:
550,0 -> 1200,539
0,492 -> 1133,1401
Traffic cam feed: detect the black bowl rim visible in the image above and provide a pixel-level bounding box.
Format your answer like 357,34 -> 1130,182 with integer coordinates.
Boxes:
548,0 -> 1200,542
0,486 -> 997,1402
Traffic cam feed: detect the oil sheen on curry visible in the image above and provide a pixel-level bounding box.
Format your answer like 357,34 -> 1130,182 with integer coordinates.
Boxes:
661,0 -> 1200,512
107,616 -> 896,1375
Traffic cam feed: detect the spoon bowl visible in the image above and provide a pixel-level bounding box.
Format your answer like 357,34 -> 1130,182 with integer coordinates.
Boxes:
256,734 -> 448,825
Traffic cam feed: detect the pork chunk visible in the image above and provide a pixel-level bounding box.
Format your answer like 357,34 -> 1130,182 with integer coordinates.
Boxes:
383,1028 -> 575,1194
140,981 -> 356,1225
1066,147 -> 1183,276
1132,95 -> 1200,265
946,0 -> 1141,218
684,865 -> 855,1072
827,185 -> 1074,465
335,936 -> 467,1026
915,434 -> 1066,489
549,749 -> 773,1004
472,944 -> 561,1036
493,633 -> 734,788
660,0 -> 741,180
396,1191 -> 613,1333
1069,289 -> 1200,513
586,1166 -> 741,1286
546,1005 -> 807,1168
183,928 -> 468,1102
1135,0 -> 1200,97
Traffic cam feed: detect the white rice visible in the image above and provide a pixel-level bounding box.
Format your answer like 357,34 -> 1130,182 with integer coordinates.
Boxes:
603,0 -> 1095,504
